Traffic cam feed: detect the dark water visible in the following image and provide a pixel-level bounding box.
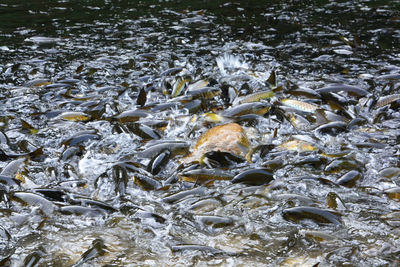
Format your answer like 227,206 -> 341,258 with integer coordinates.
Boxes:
1,0 -> 400,266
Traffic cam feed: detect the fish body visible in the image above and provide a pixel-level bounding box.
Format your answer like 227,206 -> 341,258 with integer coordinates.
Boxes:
316,84 -> 369,97
178,168 -> 233,182
222,102 -> 270,117
234,90 -> 274,104
283,206 -> 342,225
281,99 -> 318,113
138,141 -> 189,158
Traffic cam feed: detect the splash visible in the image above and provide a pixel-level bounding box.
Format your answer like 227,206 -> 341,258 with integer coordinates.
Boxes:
216,54 -> 249,76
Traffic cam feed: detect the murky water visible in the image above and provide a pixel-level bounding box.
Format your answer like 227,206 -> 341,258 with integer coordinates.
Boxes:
1,0 -> 400,266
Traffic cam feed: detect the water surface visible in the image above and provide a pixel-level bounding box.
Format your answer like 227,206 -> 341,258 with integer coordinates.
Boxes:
1,0 -> 400,266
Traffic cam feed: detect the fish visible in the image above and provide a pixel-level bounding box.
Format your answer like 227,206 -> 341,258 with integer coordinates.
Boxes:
160,67 -> 183,76
336,170 -> 361,187
186,87 -> 221,99
133,173 -> 162,190
288,87 -> 321,99
231,168 -> 274,185
181,123 -> 250,164
376,74 -> 400,80
187,79 -> 209,91
171,77 -> 191,97
56,112 -> 91,122
221,102 -> 271,117
147,149 -> 171,175
233,90 -> 275,104
375,94 -> 400,108
281,99 -> 318,113
316,84 -> 369,97
138,141 -> 190,158
71,239 -> 106,267
114,109 -> 149,123
178,168 -> 233,183
282,206 -> 342,225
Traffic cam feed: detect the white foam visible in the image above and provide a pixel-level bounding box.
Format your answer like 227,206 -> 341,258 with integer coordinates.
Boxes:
216,54 -> 249,76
